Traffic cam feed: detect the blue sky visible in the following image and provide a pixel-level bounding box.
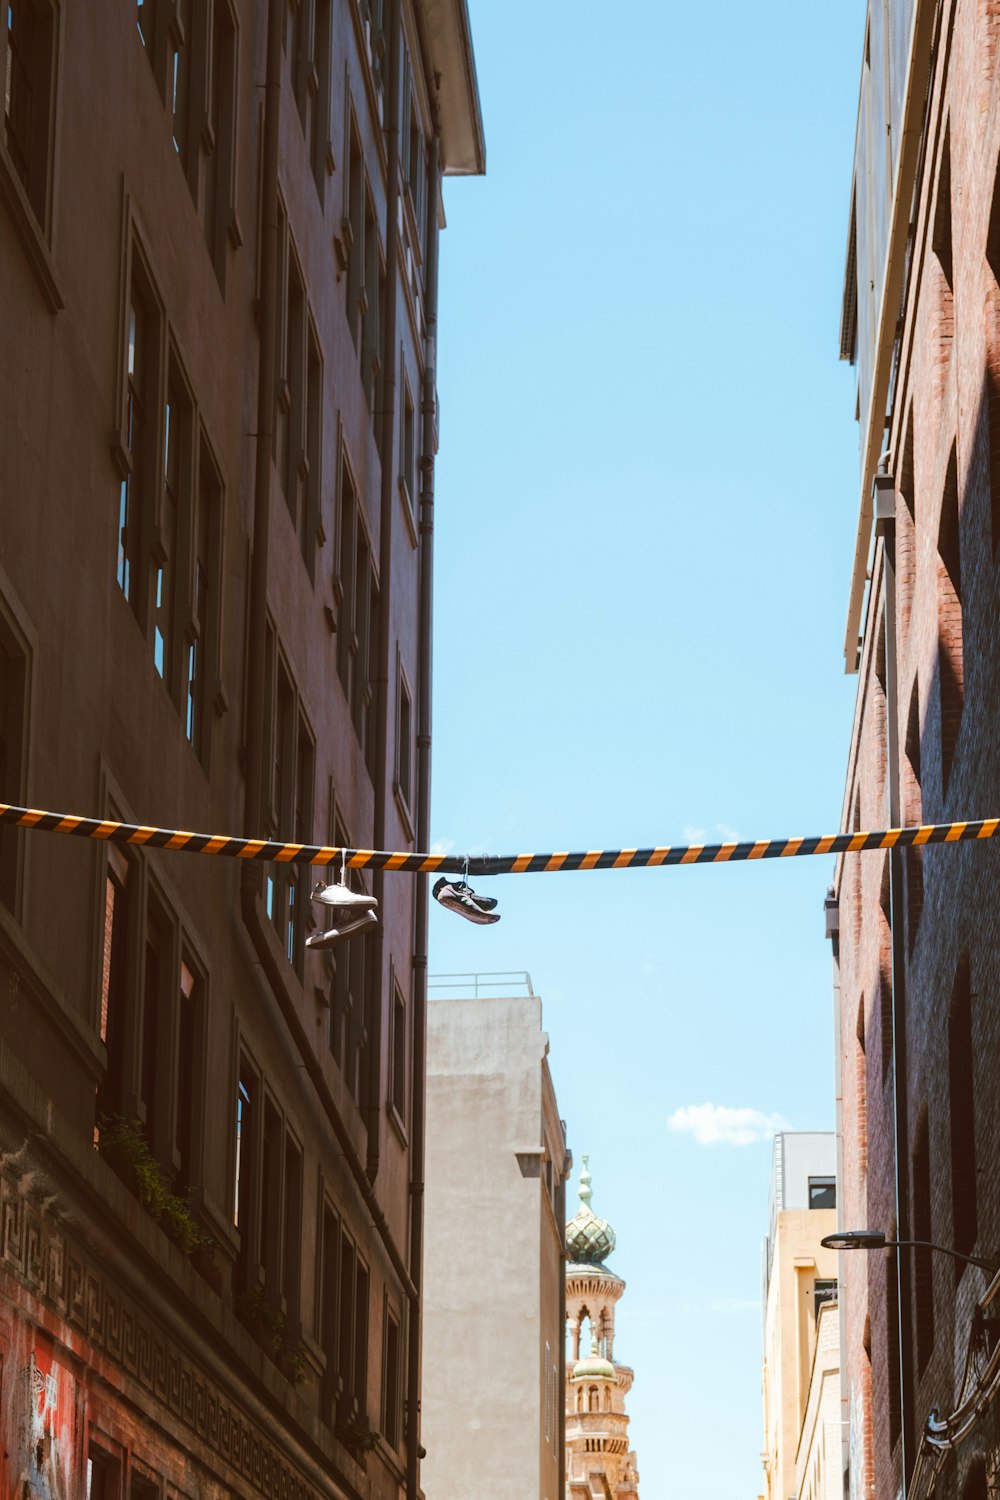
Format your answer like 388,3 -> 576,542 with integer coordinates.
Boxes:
428,4 -> 867,1495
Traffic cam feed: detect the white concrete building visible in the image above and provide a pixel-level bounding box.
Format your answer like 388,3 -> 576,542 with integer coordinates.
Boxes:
421,977 -> 570,1500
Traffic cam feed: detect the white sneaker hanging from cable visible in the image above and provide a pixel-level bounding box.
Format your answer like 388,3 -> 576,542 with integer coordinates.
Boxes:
307,852 -> 379,949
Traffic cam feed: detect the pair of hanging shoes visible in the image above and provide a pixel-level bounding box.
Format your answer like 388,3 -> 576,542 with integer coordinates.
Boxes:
306,875 -> 379,949
433,877 -> 500,925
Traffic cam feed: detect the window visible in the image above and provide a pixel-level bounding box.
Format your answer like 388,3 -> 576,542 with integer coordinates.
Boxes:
234,1063 -> 255,1278
949,954 -> 978,1262
335,456 -> 379,775
381,1302 -> 401,1448
401,54 -> 426,243
185,442 -> 222,761
912,1112 -> 934,1370
2,0 -> 57,230
275,228 -> 322,574
932,128 -> 954,388
286,0 -> 332,196
324,804 -> 374,1105
141,896 -> 169,1154
118,255 -> 160,611
987,155 -> 1000,557
233,1054 -> 304,1341
283,1134 -> 303,1323
345,117 -> 364,349
855,995 -> 868,1180
904,680 -> 924,955
400,378 -> 416,515
115,244 -> 225,753
343,117 -> 384,414
361,192 -> 383,411
359,0 -> 384,107
86,1445 -> 121,1500
807,1177 -> 836,1210
175,955 -> 203,1192
319,1201 -> 340,1416
389,980 -> 406,1126
155,361 -> 193,689
97,846 -> 131,1119
136,0 -> 238,292
336,1233 -> 370,1420
96,864 -> 207,1217
937,446 -> 963,793
813,1278 -> 837,1318
395,663 -> 412,818
130,1469 -> 158,1500
0,608 -> 28,913
263,636 -> 314,976
886,1237 -> 901,1450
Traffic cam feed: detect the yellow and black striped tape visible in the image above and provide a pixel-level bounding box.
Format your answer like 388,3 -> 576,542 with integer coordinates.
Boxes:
0,802 -> 998,875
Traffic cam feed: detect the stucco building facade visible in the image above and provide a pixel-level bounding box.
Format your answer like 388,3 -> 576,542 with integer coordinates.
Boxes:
760,1133 -> 840,1500
833,3 -> 1000,1496
0,1 -> 482,1495
421,981 -> 571,1500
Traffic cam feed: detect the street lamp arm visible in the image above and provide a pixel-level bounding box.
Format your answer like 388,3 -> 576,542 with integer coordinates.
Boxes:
886,1240 -> 999,1274
822,1229 -> 999,1274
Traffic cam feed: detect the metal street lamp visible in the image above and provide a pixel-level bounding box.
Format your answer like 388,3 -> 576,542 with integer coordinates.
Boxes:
821,1229 -> 999,1275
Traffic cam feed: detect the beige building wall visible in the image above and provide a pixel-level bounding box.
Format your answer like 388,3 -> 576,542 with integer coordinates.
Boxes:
422,987 -> 570,1500
795,1300 -> 842,1500
762,1134 -> 840,1500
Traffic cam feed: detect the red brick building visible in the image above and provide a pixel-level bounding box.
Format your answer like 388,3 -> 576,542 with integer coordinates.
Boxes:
0,2 -> 482,1496
834,2 -> 1000,1498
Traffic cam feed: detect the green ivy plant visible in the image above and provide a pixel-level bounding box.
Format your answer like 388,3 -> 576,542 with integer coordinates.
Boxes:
96,1114 -> 214,1256
335,1414 -> 380,1453
234,1288 -> 309,1385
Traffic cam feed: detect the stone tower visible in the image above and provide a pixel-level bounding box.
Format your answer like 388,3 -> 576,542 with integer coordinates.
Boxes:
565,1157 -> 640,1500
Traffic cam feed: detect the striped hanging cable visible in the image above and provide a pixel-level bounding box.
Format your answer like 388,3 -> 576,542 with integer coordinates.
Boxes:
0,802 -> 997,875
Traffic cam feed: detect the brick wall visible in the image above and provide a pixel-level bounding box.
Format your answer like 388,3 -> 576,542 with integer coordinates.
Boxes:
837,3 -> 1000,1497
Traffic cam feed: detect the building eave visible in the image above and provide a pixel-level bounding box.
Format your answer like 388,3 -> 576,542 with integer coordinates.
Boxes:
415,0 -> 486,175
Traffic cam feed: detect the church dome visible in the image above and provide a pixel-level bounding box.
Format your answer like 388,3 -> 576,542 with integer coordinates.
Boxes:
571,1350 -> 618,1383
565,1155 -> 616,1265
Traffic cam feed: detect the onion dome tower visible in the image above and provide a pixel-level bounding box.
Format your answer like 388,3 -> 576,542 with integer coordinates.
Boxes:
565,1157 -> 640,1500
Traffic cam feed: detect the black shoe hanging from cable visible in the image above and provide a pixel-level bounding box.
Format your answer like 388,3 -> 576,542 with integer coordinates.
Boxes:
433,867 -> 500,925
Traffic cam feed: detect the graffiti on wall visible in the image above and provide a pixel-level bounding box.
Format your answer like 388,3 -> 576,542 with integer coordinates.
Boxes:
13,1336 -> 72,1500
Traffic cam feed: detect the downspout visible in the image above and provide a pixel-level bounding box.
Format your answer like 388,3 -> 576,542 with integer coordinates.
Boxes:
875,466 -> 914,1496
367,0 -> 403,1184
241,0 -> 282,847
239,0 -> 415,1306
406,131 -> 440,1500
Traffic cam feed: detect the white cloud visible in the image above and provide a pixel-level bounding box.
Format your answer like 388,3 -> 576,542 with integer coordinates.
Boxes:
640,953 -> 655,976
430,837 -> 455,856
680,822 -> 740,845
667,1102 -> 789,1147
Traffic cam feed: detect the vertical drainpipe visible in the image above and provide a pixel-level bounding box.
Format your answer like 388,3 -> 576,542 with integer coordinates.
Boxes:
407,131 -> 440,1500
367,0 -> 403,1184
242,0 -> 282,849
874,465 -> 914,1497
